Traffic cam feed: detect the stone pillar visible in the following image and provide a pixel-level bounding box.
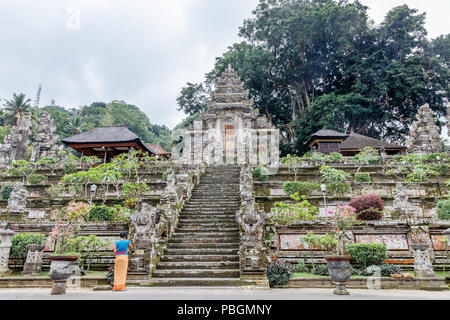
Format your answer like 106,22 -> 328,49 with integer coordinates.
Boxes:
249,129 -> 258,166
22,244 -> 45,276
411,244 -> 435,277
269,129 -> 280,169
0,230 -> 15,274
236,119 -> 245,165
215,119 -> 224,165
183,132 -> 192,164
258,129 -> 268,166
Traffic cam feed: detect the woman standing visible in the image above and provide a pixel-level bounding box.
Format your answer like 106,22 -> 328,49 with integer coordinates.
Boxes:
113,232 -> 132,291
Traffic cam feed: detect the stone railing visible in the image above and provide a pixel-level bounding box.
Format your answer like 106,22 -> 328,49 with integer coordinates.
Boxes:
267,219 -> 450,270
236,165 -> 267,275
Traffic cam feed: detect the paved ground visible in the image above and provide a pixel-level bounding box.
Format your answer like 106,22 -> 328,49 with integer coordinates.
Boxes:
0,287 -> 449,300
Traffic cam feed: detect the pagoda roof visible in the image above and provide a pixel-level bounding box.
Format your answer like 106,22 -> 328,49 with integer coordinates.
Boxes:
305,129 -> 349,146
62,126 -> 154,156
339,133 -> 406,150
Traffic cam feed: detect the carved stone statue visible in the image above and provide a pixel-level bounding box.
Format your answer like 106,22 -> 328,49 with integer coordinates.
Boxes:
30,112 -> 64,162
7,185 -> 28,212
0,113 -> 32,167
407,104 -> 441,154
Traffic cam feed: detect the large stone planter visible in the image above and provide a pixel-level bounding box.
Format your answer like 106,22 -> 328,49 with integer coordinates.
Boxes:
49,256 -> 78,295
325,255 -> 352,295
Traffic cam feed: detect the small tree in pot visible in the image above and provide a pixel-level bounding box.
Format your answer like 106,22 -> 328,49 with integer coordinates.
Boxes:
306,205 -> 359,295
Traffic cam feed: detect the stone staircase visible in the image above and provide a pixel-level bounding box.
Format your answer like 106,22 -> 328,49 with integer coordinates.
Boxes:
150,165 -> 242,286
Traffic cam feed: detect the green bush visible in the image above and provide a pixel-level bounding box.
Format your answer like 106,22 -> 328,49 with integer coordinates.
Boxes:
326,152 -> 343,162
10,233 -> 46,261
312,264 -> 329,276
283,182 -> 321,196
294,260 -> 309,273
0,185 -> 13,200
266,261 -> 292,287
28,174 -> 48,185
346,243 -> 387,269
379,263 -> 402,277
88,206 -> 115,222
354,172 -> 371,183
253,166 -> 269,182
437,199 -> 450,220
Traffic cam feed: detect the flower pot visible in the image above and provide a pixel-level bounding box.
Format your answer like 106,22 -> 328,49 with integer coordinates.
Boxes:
325,255 -> 352,296
49,256 -> 78,295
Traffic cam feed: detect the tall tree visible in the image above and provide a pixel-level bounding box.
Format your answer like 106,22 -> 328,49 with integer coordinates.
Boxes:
3,93 -> 32,126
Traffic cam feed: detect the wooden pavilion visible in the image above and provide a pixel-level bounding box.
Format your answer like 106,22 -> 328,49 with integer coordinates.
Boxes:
61,126 -> 155,162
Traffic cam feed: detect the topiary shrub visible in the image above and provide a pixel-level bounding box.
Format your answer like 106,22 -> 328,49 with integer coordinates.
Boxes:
0,185 -> 13,200
379,263 -> 402,277
88,206 -> 115,222
348,194 -> 384,221
253,166 -> 269,181
436,199 -> 450,220
28,174 -> 48,185
294,260 -> 310,273
283,182 -> 321,196
312,264 -> 329,276
354,172 -> 371,183
346,243 -> 387,270
10,233 -> 46,263
266,261 -> 292,287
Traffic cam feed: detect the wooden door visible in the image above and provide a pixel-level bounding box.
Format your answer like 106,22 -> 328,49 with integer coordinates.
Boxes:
225,125 -> 235,158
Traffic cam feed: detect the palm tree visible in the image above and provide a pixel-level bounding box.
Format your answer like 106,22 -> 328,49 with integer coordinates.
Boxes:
3,93 -> 32,126
68,116 -> 82,135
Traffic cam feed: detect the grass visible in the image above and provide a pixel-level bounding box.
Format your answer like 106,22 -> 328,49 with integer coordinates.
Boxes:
3,270 -> 107,278
292,271 -> 450,279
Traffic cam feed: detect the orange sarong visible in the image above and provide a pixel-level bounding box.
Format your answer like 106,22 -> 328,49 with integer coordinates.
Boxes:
113,255 -> 128,291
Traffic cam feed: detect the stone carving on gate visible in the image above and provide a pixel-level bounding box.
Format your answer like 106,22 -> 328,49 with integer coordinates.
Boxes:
0,229 -> 15,274
7,184 -> 28,212
406,103 -> 441,155
411,243 -> 435,277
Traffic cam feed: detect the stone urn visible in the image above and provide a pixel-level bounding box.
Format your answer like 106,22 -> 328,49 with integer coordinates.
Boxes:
49,256 -> 78,295
325,256 -> 352,295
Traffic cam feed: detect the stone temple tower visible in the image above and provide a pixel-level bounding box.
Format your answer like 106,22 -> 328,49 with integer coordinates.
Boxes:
179,65 -> 279,167
406,103 -> 441,154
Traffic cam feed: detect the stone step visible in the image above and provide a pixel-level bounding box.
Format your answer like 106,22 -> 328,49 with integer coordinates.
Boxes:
159,255 -> 240,263
156,261 -> 240,270
171,232 -> 240,238
152,269 -> 241,279
176,227 -> 239,232
164,248 -> 239,255
177,222 -> 238,227
169,237 -> 239,244
167,243 -> 239,249
145,278 -> 242,287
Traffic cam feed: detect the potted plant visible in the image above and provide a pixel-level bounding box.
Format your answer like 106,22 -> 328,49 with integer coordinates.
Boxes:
48,220 -> 79,295
324,205 -> 359,295
305,205 -> 359,295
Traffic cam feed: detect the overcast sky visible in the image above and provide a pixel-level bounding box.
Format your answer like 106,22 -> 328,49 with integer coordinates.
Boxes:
0,1 -> 449,130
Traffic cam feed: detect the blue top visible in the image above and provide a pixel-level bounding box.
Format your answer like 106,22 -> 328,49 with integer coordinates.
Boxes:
115,240 -> 130,255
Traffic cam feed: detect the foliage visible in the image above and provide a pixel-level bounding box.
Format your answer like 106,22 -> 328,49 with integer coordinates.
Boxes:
2,93 -> 32,126
271,193 -> 318,226
10,233 -> 46,260
124,197 -> 138,210
0,185 -> 13,200
283,181 -> 320,196
280,155 -> 303,181
6,160 -> 36,184
63,201 -> 90,222
47,184 -> 65,199
303,232 -> 337,254
266,261 -> 292,287
176,1 -> 450,155
320,165 -> 351,194
348,195 -> 384,221
122,182 -> 150,199
354,147 -> 381,164
294,260 -> 309,273
379,264 -> 403,277
405,165 -> 440,183
253,166 -> 269,182
88,205 -> 131,223
354,172 -> 371,183
36,157 -> 59,175
311,265 -> 329,276
346,243 -> 388,270
40,101 -> 172,151
64,235 -> 109,271
28,174 -> 47,185
49,220 -> 77,255
436,199 -> 450,220
327,205 -> 360,255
